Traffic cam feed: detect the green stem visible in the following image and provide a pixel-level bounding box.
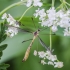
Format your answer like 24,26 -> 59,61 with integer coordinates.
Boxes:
57,59 -> 59,62
56,4 -> 63,10
50,27 -> 52,50
49,0 -> 55,50
18,5 -> 33,21
52,0 -> 55,7
0,1 -> 25,16
66,2 -> 70,6
56,0 -> 66,10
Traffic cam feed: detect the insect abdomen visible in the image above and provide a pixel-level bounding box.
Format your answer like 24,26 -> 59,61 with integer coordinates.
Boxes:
22,46 -> 31,62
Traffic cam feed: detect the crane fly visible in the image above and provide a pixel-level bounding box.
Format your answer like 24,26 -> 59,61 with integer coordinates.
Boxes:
21,18 -> 49,62
22,28 -> 54,61
5,18 -> 55,62
22,28 -> 54,62
22,29 -> 40,61
5,19 -> 43,61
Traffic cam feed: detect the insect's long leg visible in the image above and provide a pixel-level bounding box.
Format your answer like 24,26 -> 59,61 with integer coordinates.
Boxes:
31,17 -> 36,28
22,35 -> 38,61
39,27 -> 56,36
39,27 -> 48,32
22,39 -> 32,43
40,33 -> 55,35
5,24 -> 32,33
37,37 -> 39,52
38,36 -> 50,51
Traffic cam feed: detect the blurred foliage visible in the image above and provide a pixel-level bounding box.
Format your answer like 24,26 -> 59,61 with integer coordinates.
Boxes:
0,22 -> 10,70
0,0 -> 70,70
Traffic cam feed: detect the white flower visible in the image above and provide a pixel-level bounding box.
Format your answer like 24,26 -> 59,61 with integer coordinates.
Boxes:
41,60 -> 46,65
39,9 -> 46,16
46,50 -> 51,55
51,25 -> 58,32
34,8 -> 40,18
35,50 -> 63,68
7,14 -> 19,27
40,20 -> 49,27
7,14 -> 18,26
34,7 -> 70,36
66,9 -> 70,16
26,0 -> 32,7
24,0 -> 42,7
38,50 -> 57,62
38,9 -> 46,21
34,50 -> 37,56
46,54 -> 57,61
64,28 -> 70,36
7,14 -> 15,23
36,7 -> 58,29
2,13 -> 19,38
47,7 -> 56,21
58,16 -> 70,28
48,61 -> 54,66
34,8 -> 46,19
5,27 -> 18,38
38,51 -> 46,58
2,13 -> 19,27
56,10 -> 65,18
45,50 -> 57,61
1,13 -> 7,19
54,62 -> 63,68
56,10 -> 70,29
33,0 -> 42,7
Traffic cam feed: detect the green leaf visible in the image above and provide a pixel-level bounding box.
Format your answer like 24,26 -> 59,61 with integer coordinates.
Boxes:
0,23 -> 7,43
20,17 -> 39,28
1,23 -> 5,34
0,34 -> 7,43
1,35 -> 7,42
0,63 -> 10,70
43,3 -> 51,7
0,44 -> 7,51
0,51 -> 3,58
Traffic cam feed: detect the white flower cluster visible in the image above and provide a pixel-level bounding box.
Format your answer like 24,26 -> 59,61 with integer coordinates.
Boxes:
2,13 -> 19,38
34,7 -> 70,36
33,50 -> 63,68
21,0 -> 42,7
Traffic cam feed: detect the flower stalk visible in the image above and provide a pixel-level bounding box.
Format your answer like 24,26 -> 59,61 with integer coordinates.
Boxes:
18,5 -> 33,21
0,1 -> 25,16
50,27 -> 52,51
52,0 -> 55,7
49,0 -> 55,50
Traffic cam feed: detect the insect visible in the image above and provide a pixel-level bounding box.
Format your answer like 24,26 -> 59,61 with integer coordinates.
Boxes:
22,18 -> 55,62
21,18 -> 50,62
22,29 -> 40,61
5,18 -> 55,62
22,27 -> 54,61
